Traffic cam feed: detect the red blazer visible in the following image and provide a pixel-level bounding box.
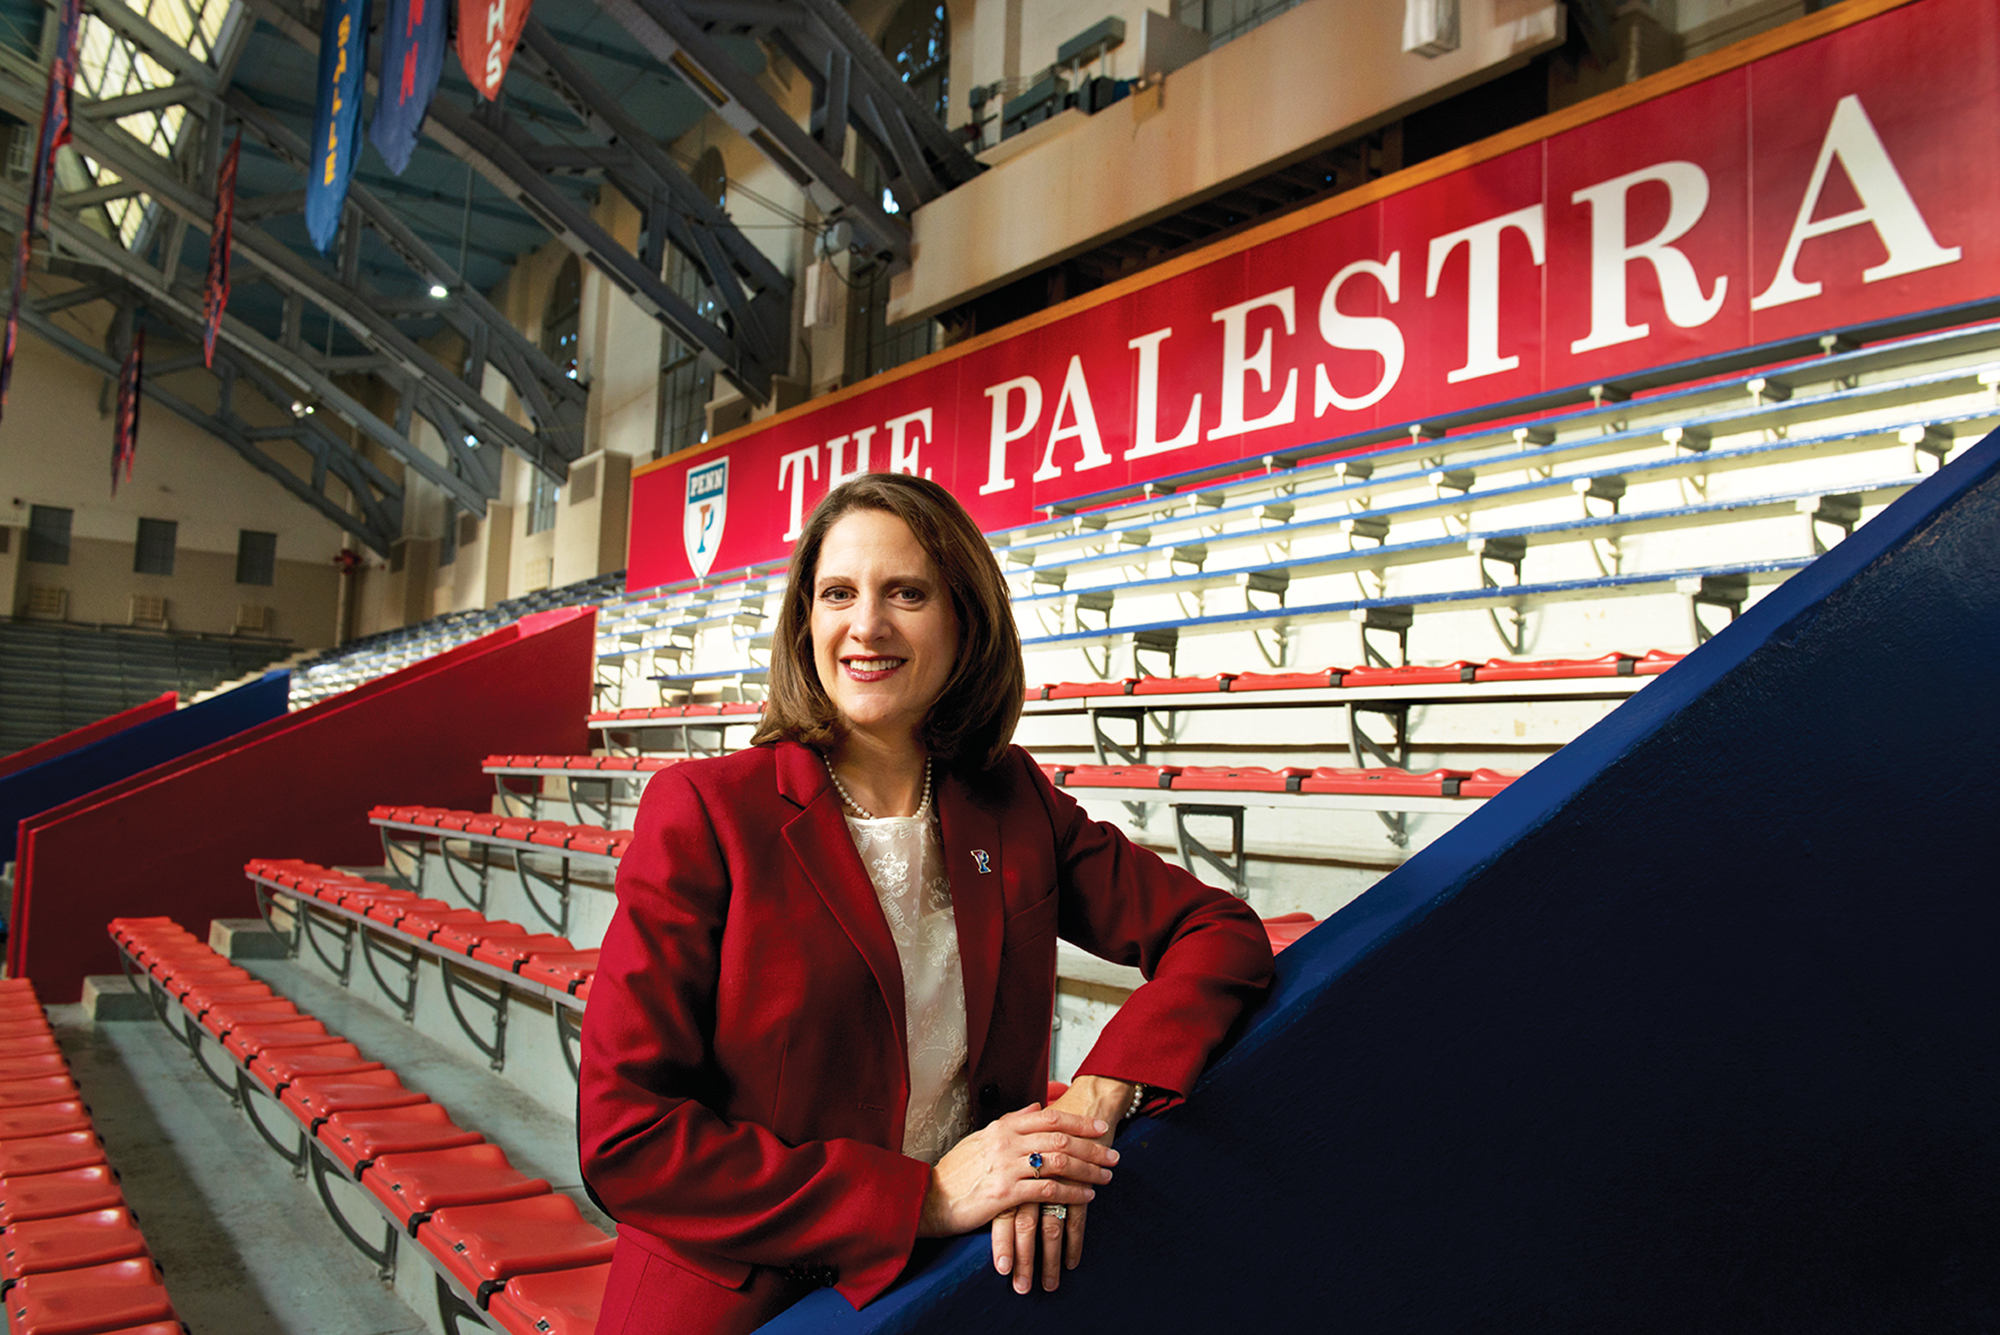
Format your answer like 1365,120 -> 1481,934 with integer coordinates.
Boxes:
578,741 -> 1274,1333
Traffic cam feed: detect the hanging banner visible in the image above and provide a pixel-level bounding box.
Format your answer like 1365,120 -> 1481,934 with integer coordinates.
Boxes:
456,0 -> 531,101
627,0 -> 1998,594
1,0 -> 83,421
202,131 -> 240,369
111,327 -> 144,495
305,0 -> 371,254
371,0 -> 446,174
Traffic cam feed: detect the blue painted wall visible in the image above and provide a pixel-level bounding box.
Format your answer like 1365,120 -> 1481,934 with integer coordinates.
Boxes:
2,672 -> 289,879
763,426 -> 2000,1331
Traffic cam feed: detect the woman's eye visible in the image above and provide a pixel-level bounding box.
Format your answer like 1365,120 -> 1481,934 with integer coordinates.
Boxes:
820,587 -> 853,604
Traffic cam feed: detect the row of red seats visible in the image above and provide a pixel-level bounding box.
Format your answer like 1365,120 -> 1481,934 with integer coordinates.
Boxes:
246,860 -> 598,997
588,700 -> 763,722
367,806 -> 635,859
1032,650 -> 1684,699
0,976 -> 185,1335
1046,764 -> 1520,798
483,755 -> 677,773
106,917 -> 612,1335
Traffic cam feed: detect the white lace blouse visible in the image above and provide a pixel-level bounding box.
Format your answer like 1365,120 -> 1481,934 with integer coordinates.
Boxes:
841,809 -> 971,1166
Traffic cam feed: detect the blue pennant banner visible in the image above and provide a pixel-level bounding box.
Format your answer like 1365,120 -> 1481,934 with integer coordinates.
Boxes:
305,0 -> 371,253
370,0 -> 445,176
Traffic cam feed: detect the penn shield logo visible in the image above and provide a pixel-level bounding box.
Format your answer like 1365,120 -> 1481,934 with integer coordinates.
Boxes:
684,457 -> 729,579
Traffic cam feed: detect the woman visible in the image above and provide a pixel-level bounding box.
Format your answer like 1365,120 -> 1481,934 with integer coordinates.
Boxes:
579,473 -> 1273,1334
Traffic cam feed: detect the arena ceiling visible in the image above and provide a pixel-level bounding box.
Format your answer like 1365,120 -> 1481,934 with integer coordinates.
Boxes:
0,0 -> 978,553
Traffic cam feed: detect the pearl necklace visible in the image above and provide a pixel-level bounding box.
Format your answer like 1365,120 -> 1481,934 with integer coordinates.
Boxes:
824,754 -> 932,821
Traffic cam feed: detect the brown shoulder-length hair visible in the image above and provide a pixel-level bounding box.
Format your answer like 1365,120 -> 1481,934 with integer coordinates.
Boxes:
752,472 -> 1024,774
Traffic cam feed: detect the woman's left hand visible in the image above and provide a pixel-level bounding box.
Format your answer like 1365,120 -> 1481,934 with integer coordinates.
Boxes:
992,1076 -> 1132,1294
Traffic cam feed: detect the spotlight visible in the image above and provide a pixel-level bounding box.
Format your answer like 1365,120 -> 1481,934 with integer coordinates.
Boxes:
429,283 -> 449,299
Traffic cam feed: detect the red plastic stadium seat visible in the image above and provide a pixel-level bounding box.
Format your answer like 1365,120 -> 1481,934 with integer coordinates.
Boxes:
573,979 -> 593,1003
0,1056 -> 68,1083
494,819 -> 540,843
1036,764 -> 1072,784
1338,661 -> 1480,687
1472,652 -> 1636,681
0,1133 -> 105,1179
249,1044 -> 384,1096
1296,767 -> 1469,797
1457,768 -> 1523,798
0,1079 -> 79,1111
634,759 -> 676,773
606,831 -> 636,857
1060,765 -> 1179,788
201,999 -> 303,1038
0,1038 -> 60,1061
4,1257 -> 175,1333
400,909 -> 490,942
1046,679 -> 1135,699
432,920 -> 528,957
366,897 -> 454,929
217,1021 -> 334,1066
720,701 -> 762,716
179,983 -> 277,1019
585,711 -> 617,724
362,1144 -> 550,1230
1227,668 -> 1343,691
0,1208 -> 149,1284
485,1262 -> 612,1335
1168,766 -> 1312,792
464,815 -> 507,836
471,935 -> 576,972
280,1071 -> 429,1131
0,1167 -> 124,1227
418,1194 -> 615,1307
0,1103 -> 90,1141
317,1104 -> 485,1178
682,703 -> 721,718
516,952 -> 598,993
1131,674 -> 1232,695
643,706 -> 681,719
1261,913 -> 1318,953
1634,649 -> 1684,675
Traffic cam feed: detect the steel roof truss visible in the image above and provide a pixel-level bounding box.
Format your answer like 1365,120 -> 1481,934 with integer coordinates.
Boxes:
10,292 -> 402,553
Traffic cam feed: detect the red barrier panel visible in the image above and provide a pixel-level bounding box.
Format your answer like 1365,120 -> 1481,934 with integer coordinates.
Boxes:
10,609 -> 594,1000
0,694 -> 176,782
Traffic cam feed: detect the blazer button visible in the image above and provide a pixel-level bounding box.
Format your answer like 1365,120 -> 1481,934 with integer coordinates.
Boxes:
978,1082 -> 999,1107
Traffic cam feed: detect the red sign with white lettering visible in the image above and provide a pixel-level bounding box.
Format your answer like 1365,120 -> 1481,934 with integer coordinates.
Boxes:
629,0 -> 1993,592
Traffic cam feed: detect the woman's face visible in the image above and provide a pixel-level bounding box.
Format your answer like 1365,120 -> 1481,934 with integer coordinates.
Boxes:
810,508 -> 959,750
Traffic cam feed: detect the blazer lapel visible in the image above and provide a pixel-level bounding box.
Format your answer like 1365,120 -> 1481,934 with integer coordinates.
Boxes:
776,743 -> 908,1052
937,770 -> 1004,1081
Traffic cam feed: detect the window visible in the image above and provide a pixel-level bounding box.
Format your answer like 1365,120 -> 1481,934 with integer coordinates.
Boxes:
527,472 -> 560,535
847,148 -> 937,383
134,517 -> 177,575
236,529 -> 277,586
656,148 -> 725,459
882,0 -> 949,123
541,255 -> 583,380
843,0 -> 949,384
71,0 -> 239,247
1172,0 -> 1299,47
26,505 -> 72,565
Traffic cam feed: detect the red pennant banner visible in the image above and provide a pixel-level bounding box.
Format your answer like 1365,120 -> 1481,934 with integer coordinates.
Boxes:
1,0 -> 83,421
456,0 -> 531,100
112,327 -> 144,495
202,131 -> 241,368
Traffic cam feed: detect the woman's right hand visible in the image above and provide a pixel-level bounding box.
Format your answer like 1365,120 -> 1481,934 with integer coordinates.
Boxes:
916,1104 -> 1116,1239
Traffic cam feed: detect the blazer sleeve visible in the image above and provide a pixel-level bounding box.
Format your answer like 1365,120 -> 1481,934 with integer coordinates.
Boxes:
577,764 -> 933,1307
1023,752 -> 1275,1108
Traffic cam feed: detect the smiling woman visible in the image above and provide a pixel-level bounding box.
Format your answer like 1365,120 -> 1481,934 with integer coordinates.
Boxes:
578,471 -> 1274,1335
